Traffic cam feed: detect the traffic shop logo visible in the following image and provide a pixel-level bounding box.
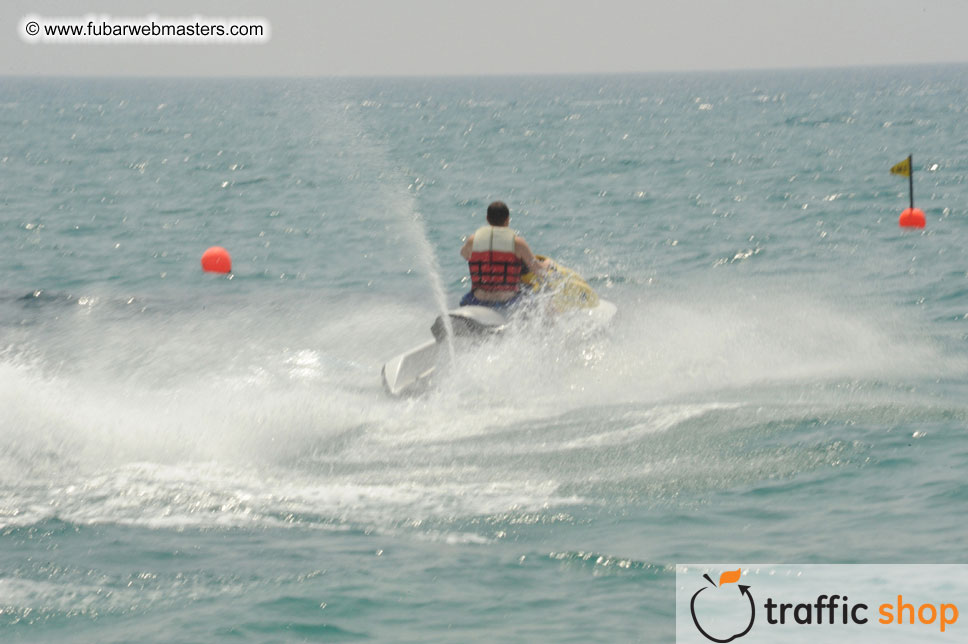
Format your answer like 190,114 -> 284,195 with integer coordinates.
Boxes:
690,569 -> 755,643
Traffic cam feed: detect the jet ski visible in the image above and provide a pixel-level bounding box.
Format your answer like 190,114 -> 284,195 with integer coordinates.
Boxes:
381,257 -> 617,396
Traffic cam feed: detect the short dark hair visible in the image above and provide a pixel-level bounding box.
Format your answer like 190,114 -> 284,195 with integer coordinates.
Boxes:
486,201 -> 510,226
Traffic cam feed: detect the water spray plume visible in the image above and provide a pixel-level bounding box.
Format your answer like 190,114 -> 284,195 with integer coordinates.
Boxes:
407,209 -> 456,363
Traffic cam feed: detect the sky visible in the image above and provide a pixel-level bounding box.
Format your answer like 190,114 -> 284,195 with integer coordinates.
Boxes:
4,0 -> 968,77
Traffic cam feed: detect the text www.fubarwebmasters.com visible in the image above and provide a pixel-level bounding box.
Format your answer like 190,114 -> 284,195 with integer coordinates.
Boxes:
20,14 -> 270,43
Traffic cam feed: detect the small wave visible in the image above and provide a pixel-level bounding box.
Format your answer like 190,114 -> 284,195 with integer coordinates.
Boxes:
545,551 -> 669,576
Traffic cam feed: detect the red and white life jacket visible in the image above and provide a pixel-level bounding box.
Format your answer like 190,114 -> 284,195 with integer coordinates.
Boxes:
468,225 -> 522,292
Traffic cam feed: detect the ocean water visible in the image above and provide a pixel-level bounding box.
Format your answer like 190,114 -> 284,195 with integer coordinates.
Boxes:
2,66 -> 968,642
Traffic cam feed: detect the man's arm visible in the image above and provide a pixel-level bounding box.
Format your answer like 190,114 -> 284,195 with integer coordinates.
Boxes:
514,236 -> 550,274
460,234 -> 474,260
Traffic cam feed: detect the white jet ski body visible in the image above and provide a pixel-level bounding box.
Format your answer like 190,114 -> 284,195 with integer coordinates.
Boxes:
380,305 -> 508,397
381,258 -> 616,396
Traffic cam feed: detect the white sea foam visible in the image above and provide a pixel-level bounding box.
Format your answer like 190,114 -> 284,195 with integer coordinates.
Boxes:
0,276 -> 956,535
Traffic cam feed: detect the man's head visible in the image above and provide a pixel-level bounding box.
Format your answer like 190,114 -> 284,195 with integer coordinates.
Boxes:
486,201 -> 510,226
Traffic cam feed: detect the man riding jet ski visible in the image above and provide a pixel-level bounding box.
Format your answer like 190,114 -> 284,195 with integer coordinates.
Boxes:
458,200 -> 550,309
381,201 -> 616,396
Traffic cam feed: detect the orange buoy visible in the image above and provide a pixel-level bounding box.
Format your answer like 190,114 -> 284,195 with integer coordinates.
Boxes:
899,207 -> 926,229
201,246 -> 232,273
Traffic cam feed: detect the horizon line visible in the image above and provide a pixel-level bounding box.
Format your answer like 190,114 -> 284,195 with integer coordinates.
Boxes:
2,60 -> 967,81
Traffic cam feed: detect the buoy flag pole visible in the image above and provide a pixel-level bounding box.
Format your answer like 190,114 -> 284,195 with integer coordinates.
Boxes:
892,154 -> 925,228
907,153 -> 914,210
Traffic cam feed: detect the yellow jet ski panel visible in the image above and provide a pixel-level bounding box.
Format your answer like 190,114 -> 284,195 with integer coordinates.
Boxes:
521,255 -> 599,312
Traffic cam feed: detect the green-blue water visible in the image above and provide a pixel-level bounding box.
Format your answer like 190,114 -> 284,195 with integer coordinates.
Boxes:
2,67 -> 968,642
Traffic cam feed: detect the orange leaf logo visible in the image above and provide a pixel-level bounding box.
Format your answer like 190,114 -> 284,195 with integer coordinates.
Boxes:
718,568 -> 741,586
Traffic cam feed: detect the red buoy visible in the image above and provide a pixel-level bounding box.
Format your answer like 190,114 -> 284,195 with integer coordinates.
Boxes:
898,207 -> 926,229
201,246 -> 232,273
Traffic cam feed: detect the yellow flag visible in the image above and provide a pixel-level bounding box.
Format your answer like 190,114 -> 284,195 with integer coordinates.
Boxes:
891,157 -> 911,177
